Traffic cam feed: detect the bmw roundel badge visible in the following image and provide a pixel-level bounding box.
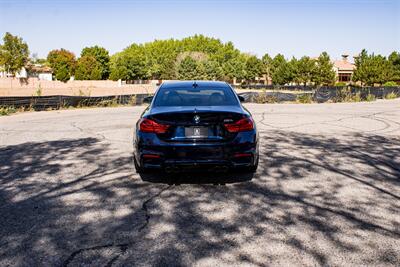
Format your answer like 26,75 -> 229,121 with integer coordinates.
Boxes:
193,115 -> 200,124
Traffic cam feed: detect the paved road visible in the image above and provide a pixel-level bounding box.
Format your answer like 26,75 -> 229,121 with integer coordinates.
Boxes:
1,100 -> 400,266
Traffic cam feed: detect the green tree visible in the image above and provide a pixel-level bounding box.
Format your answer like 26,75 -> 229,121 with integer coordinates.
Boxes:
181,34 -> 223,55
108,35 -> 267,83
0,32 -> 29,75
313,52 -> 336,85
143,39 -> 180,79
222,54 -> 246,82
388,51 -> 400,81
176,56 -> 206,80
109,44 -> 148,81
203,60 -> 224,80
244,55 -> 263,82
295,56 -> 315,86
270,54 -> 292,85
75,56 -> 102,80
261,53 -> 273,84
353,50 -> 392,86
81,46 -> 110,79
47,49 -> 76,82
352,49 -> 368,85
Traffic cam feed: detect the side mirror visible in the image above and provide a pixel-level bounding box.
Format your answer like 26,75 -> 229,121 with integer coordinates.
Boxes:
143,96 -> 153,104
238,95 -> 245,102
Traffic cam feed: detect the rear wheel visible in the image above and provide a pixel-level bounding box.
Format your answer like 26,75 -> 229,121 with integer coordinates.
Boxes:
246,154 -> 259,173
133,155 -> 147,174
246,165 -> 257,173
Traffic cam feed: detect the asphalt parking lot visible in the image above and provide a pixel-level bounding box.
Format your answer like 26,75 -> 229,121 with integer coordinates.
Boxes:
1,100 -> 400,266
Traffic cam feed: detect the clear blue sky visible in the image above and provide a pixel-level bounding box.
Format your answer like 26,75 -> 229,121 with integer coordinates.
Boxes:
0,0 -> 399,60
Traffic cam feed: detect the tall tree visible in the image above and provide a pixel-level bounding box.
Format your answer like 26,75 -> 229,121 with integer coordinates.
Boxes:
47,49 -> 76,82
222,54 -> 246,82
288,57 -> 299,84
143,39 -> 180,79
353,50 -> 392,86
261,53 -> 273,84
0,32 -> 29,75
244,55 -> 263,82
352,49 -> 368,85
296,56 -> 315,86
313,52 -> 336,85
270,54 -> 292,85
75,56 -> 102,80
81,46 -> 110,79
109,44 -> 148,81
203,60 -> 224,80
388,51 -> 400,81
176,56 -> 206,80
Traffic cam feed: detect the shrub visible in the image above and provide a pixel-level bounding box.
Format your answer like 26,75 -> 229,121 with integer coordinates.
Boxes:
0,106 -> 17,116
385,92 -> 398,99
365,93 -> 376,102
254,90 -> 268,103
297,93 -> 313,103
352,92 -> 362,102
129,95 -> 137,105
334,87 -> 352,102
35,85 -> 42,96
95,97 -> 119,107
335,82 -> 347,87
253,90 -> 278,103
383,81 -> 398,87
265,95 -> 278,103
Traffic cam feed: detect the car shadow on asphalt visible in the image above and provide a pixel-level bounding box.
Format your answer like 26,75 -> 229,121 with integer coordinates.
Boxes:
139,170 -> 254,184
0,132 -> 399,266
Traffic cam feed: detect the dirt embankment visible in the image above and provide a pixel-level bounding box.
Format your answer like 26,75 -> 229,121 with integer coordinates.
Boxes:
0,78 -> 156,96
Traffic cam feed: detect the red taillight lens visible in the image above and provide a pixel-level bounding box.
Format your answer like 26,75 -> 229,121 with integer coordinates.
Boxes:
139,118 -> 170,134
143,154 -> 161,159
233,153 -> 252,158
224,118 -> 254,133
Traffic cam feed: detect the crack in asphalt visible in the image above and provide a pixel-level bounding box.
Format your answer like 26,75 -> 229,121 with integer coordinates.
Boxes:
257,112 -> 279,129
71,121 -> 107,141
70,121 -> 131,144
137,185 -> 173,232
61,185 -> 172,267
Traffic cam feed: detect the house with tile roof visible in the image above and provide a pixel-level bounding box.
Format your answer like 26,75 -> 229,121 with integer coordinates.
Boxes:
333,55 -> 356,84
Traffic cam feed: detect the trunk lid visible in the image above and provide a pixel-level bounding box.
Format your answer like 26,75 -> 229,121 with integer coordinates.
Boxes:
147,106 -> 246,142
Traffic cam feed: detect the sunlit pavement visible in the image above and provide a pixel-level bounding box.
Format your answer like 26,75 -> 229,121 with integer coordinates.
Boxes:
1,99 -> 400,266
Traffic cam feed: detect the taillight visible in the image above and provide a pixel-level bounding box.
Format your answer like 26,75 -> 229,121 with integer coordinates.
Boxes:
224,118 -> 254,133
233,153 -> 252,158
139,118 -> 170,134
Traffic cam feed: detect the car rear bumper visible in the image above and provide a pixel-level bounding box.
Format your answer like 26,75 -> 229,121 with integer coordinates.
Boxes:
140,159 -> 254,171
134,131 -> 258,171
135,144 -> 257,170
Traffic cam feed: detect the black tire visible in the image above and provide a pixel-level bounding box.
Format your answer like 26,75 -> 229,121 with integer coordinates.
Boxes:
133,155 -> 146,174
247,154 -> 259,173
246,165 -> 258,173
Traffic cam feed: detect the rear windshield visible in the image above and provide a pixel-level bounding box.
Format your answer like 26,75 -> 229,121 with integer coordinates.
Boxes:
153,86 -> 239,106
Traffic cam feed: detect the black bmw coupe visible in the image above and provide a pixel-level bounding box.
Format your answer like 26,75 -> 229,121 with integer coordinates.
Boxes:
133,81 -> 259,173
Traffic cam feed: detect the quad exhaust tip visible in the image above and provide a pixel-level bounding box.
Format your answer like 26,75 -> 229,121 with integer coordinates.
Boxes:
165,165 -> 229,173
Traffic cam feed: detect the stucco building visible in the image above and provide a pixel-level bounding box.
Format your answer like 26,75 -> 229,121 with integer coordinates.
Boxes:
333,55 -> 356,83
